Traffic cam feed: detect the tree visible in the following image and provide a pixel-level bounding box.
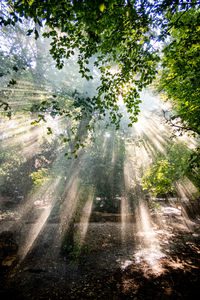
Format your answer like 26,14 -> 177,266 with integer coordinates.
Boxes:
0,1 -> 178,123
157,8 -> 200,135
142,142 -> 192,197
1,1 -> 200,130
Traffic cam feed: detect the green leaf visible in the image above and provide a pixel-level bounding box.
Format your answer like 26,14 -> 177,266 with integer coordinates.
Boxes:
47,127 -> 52,135
99,3 -> 105,12
27,29 -> 33,36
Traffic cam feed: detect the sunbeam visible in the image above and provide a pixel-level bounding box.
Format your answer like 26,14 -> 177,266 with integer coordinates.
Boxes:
19,203 -> 52,261
17,178 -> 60,261
135,200 -> 165,274
76,188 -> 94,247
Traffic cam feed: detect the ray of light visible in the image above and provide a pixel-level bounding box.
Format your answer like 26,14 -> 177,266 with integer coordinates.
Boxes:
121,196 -> 133,243
142,138 -> 157,157
59,168 -> 81,241
122,130 -> 166,274
19,203 -> 52,261
111,137 -> 116,164
121,144 -> 137,244
0,87 -> 49,94
131,113 -> 169,155
1,114 -> 63,155
17,178 -> 60,261
76,188 -> 94,247
135,200 -> 165,274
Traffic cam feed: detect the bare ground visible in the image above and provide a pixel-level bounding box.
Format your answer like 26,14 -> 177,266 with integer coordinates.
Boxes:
1,201 -> 200,299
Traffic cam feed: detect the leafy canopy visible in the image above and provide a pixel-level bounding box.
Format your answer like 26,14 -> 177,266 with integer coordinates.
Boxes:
0,0 -> 163,125
1,0 -> 200,130
158,8 -> 200,135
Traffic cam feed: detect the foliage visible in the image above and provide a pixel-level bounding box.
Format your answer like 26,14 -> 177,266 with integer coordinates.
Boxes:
1,1 -> 200,135
0,0 -> 176,126
30,168 -> 49,186
149,200 -> 161,211
142,142 -> 192,197
158,9 -> 200,135
0,148 -> 22,193
0,16 -> 98,156
187,147 -> 200,188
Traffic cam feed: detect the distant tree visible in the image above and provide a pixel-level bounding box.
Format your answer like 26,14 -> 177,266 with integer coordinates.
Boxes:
142,142 -> 192,197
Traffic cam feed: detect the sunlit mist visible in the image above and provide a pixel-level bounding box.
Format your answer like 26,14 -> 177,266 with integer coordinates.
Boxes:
17,178 -> 60,261
76,188 -> 94,247
1,81 -> 199,287
135,200 -> 165,274
19,203 -> 52,261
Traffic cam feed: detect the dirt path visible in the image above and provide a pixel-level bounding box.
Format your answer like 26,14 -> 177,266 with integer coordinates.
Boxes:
1,201 -> 200,299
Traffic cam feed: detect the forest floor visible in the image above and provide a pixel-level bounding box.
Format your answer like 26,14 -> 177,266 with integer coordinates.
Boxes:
1,201 -> 200,299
